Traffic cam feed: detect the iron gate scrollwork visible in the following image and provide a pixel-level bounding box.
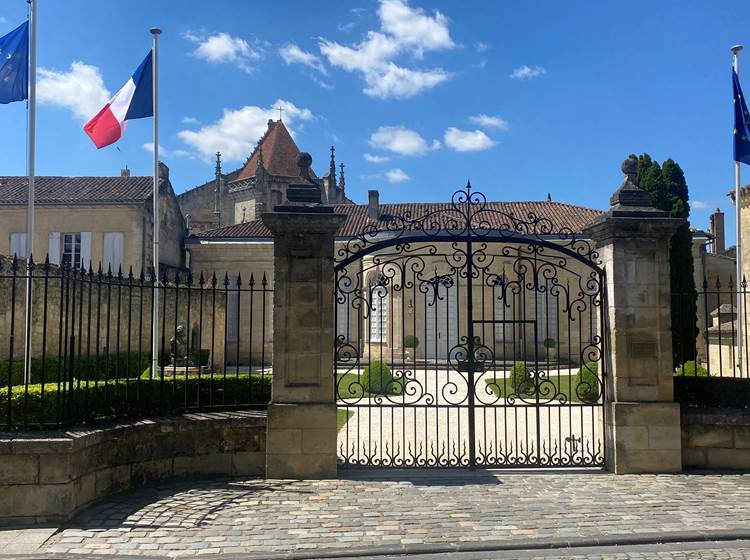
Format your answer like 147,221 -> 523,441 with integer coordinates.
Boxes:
334,184 -> 606,468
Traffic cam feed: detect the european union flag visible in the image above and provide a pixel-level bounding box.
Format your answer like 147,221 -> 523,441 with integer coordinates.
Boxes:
0,21 -> 28,105
733,68 -> 750,165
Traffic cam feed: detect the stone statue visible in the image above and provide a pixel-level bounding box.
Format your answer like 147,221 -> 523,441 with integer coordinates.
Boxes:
170,324 -> 189,366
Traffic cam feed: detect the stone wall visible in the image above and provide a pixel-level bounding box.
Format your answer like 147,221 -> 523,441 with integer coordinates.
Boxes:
0,411 -> 266,526
682,408 -> 750,470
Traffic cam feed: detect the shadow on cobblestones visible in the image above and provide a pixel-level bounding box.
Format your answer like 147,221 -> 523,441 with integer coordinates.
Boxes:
68,479 -> 304,531
341,467 -> 606,486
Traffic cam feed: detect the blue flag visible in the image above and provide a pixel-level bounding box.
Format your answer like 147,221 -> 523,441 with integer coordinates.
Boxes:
733,68 -> 750,165
0,21 -> 29,105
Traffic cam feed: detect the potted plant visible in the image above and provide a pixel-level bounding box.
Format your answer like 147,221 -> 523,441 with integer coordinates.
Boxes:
543,338 -> 557,361
403,334 -> 420,362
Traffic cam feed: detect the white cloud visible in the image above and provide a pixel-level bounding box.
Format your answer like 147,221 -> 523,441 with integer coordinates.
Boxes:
369,126 -> 429,156
468,114 -> 508,130
184,31 -> 262,73
378,0 -> 454,55
177,99 -> 313,162
182,116 -> 200,125
318,0 -> 454,99
692,200 -> 711,210
364,153 -> 391,163
474,42 -> 489,53
444,127 -> 495,152
364,62 -> 449,98
385,168 -> 410,183
37,61 -> 110,121
510,64 -> 546,80
280,43 -> 327,75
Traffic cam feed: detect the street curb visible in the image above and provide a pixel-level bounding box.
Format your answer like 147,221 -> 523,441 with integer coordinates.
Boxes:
5,530 -> 750,560
225,529 -> 750,559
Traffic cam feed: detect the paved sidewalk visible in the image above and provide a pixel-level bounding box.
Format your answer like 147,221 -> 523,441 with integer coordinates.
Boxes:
7,470 -> 750,558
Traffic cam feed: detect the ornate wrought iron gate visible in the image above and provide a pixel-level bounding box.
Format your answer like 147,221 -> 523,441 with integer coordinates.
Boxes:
334,185 -> 606,468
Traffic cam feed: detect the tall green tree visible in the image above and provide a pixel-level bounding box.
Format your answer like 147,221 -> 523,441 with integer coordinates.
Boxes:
632,153 -> 697,367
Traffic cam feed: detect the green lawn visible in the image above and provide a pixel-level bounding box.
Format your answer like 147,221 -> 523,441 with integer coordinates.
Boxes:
483,373 -> 596,404
337,408 -> 354,431
335,373 -> 406,399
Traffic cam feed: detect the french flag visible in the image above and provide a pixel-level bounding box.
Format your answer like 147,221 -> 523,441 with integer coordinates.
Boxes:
84,51 -> 153,149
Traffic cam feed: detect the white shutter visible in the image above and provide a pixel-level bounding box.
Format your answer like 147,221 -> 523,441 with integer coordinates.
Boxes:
48,232 -> 61,265
80,231 -> 92,269
10,233 -> 26,258
103,233 -> 125,273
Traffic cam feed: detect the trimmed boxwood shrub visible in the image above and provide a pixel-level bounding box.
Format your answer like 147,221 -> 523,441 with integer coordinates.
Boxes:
673,360 -> 709,377
0,352 -> 153,388
361,360 -> 399,395
403,335 -> 420,349
575,361 -> 600,403
510,361 -> 534,395
0,373 -> 272,430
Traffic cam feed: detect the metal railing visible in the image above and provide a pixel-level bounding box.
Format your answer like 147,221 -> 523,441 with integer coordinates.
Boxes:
0,254 -> 272,430
673,276 -> 748,378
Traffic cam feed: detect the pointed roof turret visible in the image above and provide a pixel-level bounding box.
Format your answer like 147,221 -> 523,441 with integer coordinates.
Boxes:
235,120 -> 307,181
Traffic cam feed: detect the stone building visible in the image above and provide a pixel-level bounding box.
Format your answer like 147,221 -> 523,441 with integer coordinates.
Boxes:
0,162 -> 186,272
177,119 -> 351,233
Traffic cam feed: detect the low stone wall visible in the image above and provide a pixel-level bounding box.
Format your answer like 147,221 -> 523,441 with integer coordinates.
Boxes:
682,407 -> 750,470
0,410 -> 266,526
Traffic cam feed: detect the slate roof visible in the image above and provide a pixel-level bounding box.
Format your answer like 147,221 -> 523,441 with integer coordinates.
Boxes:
0,176 -> 154,206
192,201 -> 604,240
234,120 -> 305,181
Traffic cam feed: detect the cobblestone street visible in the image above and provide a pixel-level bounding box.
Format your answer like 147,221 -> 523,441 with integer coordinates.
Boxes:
24,470 -> 750,558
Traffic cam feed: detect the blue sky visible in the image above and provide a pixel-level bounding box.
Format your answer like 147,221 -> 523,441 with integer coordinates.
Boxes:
1,1 -> 749,240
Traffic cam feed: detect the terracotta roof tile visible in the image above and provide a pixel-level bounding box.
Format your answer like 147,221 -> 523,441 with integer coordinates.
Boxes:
0,176 -> 154,205
193,200 -> 604,240
234,120 -> 303,181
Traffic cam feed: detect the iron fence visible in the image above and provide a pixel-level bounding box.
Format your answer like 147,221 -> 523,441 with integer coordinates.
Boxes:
0,254 -> 272,431
673,276 -> 748,378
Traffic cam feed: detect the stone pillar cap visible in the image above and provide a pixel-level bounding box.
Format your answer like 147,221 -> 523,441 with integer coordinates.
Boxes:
607,156 -> 667,217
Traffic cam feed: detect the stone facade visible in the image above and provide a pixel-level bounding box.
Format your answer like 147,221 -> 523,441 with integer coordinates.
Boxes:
0,411 -> 266,526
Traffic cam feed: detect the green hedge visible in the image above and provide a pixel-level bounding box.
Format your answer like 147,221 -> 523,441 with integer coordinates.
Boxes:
673,360 -> 709,377
0,352 -> 157,388
675,376 -> 750,409
0,373 -> 272,430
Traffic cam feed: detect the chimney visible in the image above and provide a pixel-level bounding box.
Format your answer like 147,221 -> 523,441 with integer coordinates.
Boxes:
121,166 -> 130,178
710,208 -> 725,255
368,190 -> 380,221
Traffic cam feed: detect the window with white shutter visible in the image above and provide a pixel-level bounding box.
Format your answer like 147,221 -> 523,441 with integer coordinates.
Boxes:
103,232 -> 124,273
48,232 -> 61,265
10,233 -> 26,258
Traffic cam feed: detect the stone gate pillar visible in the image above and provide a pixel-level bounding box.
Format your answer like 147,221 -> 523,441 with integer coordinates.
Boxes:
262,207 -> 346,479
584,157 -> 684,474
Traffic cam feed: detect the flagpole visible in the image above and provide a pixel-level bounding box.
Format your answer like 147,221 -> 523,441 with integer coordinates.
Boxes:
23,0 -> 37,384
150,27 -> 161,378
734,44 -> 744,376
